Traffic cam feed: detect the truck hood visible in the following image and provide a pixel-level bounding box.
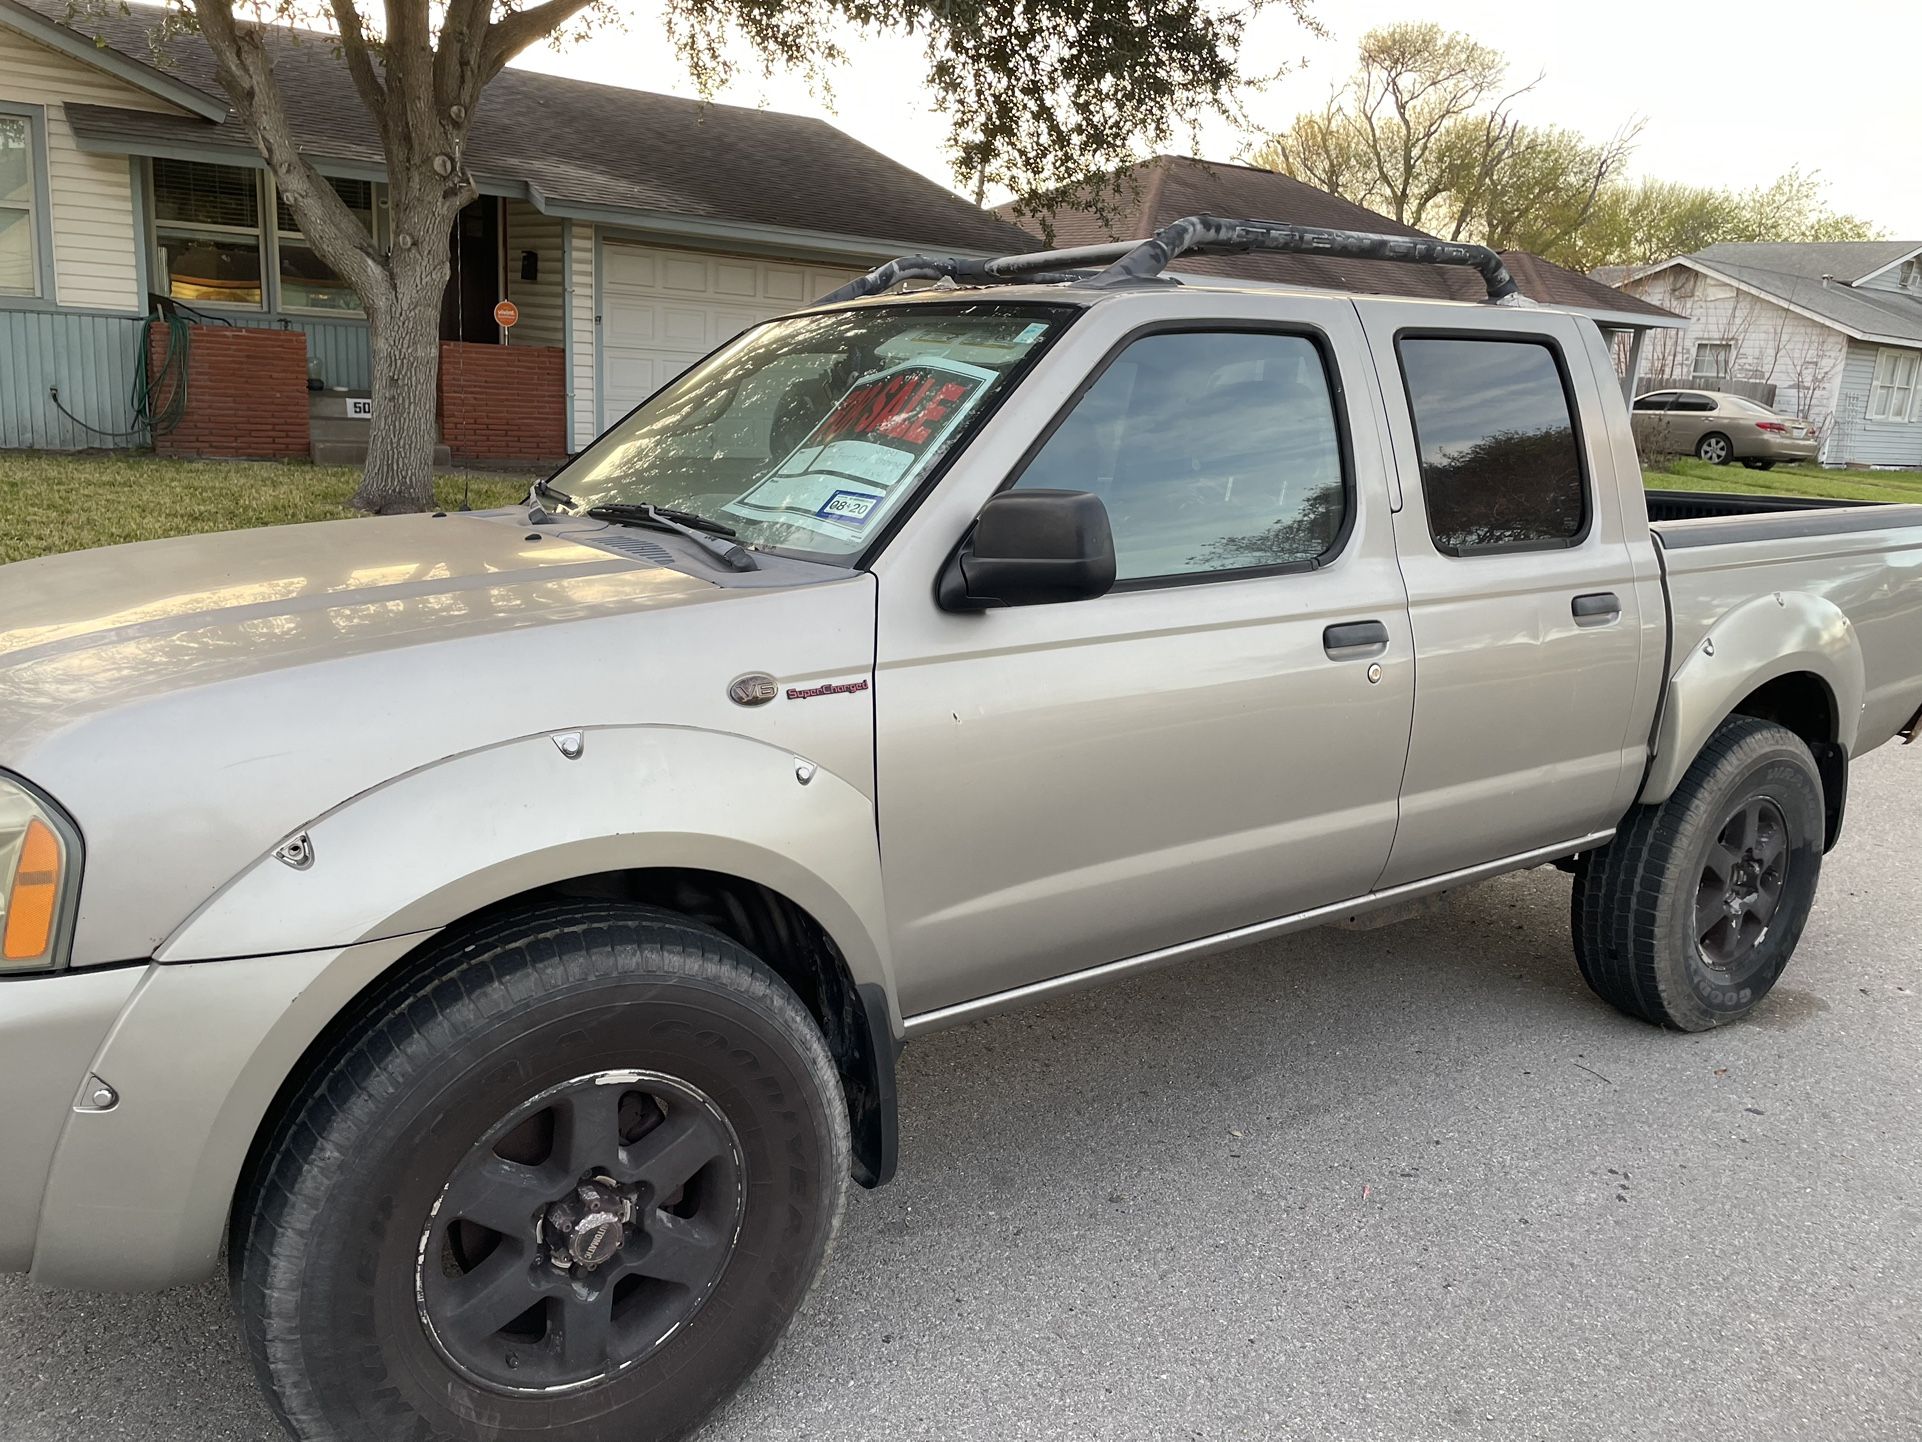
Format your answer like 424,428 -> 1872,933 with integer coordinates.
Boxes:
0,512 -> 879,965
0,511 -> 716,736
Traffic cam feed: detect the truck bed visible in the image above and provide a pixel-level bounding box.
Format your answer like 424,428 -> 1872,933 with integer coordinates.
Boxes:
1648,489 -> 1922,757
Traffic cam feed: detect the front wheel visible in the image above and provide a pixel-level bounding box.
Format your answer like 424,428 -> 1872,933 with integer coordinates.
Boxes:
1572,717 -> 1824,1030
235,905 -> 850,1442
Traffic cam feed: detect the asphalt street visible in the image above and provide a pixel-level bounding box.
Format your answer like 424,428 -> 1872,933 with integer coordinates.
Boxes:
4,743 -> 1918,1442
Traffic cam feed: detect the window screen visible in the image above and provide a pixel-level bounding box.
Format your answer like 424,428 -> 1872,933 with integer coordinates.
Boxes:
1398,336 -> 1586,554
1013,330 -> 1346,581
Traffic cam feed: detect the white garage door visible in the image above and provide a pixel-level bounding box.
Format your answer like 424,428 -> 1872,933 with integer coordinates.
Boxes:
599,243 -> 861,428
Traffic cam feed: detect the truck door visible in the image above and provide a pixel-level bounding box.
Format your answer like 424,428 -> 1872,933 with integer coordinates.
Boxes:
1359,306 -> 1658,887
870,294 -> 1415,1022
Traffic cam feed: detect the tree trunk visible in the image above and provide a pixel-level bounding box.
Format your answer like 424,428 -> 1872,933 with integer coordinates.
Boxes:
352,248 -> 448,514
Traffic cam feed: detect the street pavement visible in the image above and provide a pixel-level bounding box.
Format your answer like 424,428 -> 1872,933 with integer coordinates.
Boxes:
4,743 -> 1918,1442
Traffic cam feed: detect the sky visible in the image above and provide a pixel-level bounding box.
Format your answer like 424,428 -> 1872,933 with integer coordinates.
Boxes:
514,0 -> 1922,237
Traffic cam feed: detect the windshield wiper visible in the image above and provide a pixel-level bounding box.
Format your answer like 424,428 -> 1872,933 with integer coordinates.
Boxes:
586,503 -> 757,572
530,478 -> 577,508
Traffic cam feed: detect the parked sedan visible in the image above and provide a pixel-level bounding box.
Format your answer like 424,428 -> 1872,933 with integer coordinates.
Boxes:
1631,389 -> 1821,468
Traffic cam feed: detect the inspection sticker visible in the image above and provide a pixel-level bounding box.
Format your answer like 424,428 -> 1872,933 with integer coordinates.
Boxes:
816,488 -> 881,527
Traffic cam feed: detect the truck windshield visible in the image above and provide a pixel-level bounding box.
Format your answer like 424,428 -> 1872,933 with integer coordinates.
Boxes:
551,302 -> 1072,563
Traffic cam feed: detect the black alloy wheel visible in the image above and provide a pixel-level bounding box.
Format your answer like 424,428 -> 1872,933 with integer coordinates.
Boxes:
418,1069 -> 744,1395
1693,796 -> 1790,974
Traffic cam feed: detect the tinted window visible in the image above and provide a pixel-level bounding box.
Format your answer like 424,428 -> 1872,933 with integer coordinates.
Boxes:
1014,331 -> 1345,581
1633,392 -> 1677,412
1398,336 -> 1586,554
1675,393 -> 1719,412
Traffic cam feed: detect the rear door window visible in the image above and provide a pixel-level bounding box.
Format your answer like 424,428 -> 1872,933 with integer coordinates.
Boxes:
1397,335 -> 1588,555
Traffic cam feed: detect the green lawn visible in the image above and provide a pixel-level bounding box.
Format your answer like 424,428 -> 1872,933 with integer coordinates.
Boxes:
1642,457 -> 1922,505
0,452 -> 530,565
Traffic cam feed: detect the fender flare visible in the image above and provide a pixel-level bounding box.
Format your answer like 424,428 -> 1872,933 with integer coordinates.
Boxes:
159,725 -> 898,1017
1641,590 -> 1863,804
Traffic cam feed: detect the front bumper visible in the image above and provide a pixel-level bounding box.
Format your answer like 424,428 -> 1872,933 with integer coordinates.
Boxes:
0,967 -> 144,1274
2,933 -> 423,1291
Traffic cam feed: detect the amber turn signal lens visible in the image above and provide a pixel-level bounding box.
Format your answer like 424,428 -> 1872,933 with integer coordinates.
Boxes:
2,817 -> 61,961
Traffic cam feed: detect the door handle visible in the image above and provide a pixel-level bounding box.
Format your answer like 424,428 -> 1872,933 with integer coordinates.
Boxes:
1323,620 -> 1390,657
1572,592 -> 1622,624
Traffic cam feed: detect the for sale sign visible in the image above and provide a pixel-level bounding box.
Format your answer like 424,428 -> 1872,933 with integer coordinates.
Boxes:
725,358 -> 995,537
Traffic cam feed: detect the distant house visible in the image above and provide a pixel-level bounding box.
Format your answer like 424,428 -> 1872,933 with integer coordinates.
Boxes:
1614,242 -> 1922,468
0,0 -> 1030,460
1000,156 -> 1684,396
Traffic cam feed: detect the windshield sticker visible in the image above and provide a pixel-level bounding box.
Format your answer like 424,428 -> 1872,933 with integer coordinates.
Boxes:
1013,322 -> 1048,344
724,357 -> 997,537
816,488 -> 882,527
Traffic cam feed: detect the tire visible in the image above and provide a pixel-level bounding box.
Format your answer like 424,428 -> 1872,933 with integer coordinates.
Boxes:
1696,432 -> 1733,465
1571,717 -> 1823,1030
235,904 -> 851,1442
1741,459 -> 1777,471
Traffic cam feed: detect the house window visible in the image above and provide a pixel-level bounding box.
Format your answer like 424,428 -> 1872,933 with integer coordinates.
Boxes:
1867,348 -> 1920,423
1692,342 -> 1732,386
152,157 -> 265,307
152,158 -> 376,312
0,106 -> 47,298
275,177 -> 373,312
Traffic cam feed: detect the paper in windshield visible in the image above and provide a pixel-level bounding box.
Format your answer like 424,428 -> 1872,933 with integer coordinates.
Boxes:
724,357 -> 996,538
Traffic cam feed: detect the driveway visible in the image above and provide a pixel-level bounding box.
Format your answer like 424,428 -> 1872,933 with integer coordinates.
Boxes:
5,744 -> 1919,1442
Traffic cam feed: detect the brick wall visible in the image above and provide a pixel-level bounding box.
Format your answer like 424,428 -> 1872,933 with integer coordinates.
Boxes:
437,342 -> 568,464
150,324 -> 310,460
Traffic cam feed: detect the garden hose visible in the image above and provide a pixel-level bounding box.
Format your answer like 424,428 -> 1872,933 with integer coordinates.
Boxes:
133,312 -> 192,435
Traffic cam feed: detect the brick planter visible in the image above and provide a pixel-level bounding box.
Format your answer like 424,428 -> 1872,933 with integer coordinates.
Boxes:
437,342 -> 568,465
150,324 -> 310,460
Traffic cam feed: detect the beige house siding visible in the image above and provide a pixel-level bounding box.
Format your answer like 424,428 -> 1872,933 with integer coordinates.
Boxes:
0,26 -> 188,311
1621,266 -> 1850,437
567,223 -> 596,451
501,199 -> 564,348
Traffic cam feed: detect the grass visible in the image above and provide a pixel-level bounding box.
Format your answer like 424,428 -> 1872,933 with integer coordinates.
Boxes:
0,451 -> 531,565
1642,457 -> 1922,505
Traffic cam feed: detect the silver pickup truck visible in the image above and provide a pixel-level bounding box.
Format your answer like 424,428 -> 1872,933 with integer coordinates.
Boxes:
4,217 -> 1921,1442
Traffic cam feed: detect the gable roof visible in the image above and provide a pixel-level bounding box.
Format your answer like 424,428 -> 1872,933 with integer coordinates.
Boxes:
20,0 -> 1035,258
0,0 -> 226,119
1636,244 -> 1922,347
1001,155 -> 1681,325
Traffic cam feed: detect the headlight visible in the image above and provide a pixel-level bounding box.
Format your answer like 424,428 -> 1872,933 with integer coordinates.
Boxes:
0,776 -> 81,972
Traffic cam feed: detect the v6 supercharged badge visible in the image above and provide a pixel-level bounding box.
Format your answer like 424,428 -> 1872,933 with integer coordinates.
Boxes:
727,673 -> 779,707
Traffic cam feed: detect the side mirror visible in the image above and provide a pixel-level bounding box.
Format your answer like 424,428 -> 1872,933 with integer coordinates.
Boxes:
937,489 -> 1117,611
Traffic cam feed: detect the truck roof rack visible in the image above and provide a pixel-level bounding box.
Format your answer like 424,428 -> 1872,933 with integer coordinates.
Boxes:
815,213 -> 1524,307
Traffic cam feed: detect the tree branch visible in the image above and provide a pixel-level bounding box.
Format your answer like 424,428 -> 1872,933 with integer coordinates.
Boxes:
482,0 -> 596,80
190,0 -> 387,297
325,0 -> 389,150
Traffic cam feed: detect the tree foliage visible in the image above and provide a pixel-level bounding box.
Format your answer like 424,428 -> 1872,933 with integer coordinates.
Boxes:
1249,23 -> 1878,273
92,0 -> 1304,511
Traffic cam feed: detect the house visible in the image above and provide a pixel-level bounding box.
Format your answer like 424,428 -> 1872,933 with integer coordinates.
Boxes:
999,155 -> 1684,397
0,0 -> 1032,461
1614,242 -> 1922,468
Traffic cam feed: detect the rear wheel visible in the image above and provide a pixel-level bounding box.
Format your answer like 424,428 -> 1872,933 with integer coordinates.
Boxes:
1696,432 -> 1733,465
1572,717 -> 1824,1030
1741,458 -> 1777,470
235,904 -> 850,1442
